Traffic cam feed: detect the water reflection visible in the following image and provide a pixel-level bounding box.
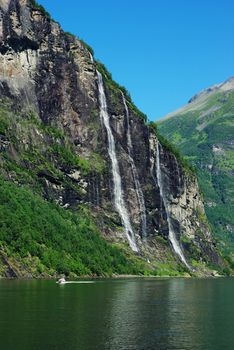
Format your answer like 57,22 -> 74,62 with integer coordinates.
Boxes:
0,278 -> 233,350
106,279 -> 171,349
166,279 -> 234,350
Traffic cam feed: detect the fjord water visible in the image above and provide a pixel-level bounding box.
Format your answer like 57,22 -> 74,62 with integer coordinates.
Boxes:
0,278 -> 233,350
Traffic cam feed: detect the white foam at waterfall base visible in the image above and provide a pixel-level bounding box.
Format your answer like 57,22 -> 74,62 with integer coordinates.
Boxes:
121,92 -> 147,238
96,70 -> 138,252
156,142 -> 190,269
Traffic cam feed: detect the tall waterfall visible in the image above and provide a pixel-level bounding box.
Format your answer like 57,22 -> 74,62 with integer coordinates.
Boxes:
96,70 -> 138,252
121,92 -> 147,238
89,52 -> 94,63
156,142 -> 190,269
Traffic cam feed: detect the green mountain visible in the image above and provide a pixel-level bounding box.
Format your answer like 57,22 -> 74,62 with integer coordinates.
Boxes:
158,77 -> 234,262
0,0 -> 227,278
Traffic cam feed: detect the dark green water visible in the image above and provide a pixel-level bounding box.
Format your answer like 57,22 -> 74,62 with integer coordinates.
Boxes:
0,278 -> 233,350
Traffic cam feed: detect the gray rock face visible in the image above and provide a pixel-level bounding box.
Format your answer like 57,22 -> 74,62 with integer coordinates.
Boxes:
0,0 -> 221,267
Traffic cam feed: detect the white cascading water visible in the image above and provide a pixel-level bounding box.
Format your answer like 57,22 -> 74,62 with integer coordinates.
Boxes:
89,52 -> 94,63
156,142 -> 190,269
96,177 -> 100,207
121,92 -> 147,238
96,70 -> 138,252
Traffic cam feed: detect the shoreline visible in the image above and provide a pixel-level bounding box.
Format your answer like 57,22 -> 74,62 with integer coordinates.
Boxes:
0,273 -> 229,281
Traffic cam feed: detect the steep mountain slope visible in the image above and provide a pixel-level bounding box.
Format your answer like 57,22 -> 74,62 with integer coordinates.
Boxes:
0,0 -> 224,277
158,77 -> 234,262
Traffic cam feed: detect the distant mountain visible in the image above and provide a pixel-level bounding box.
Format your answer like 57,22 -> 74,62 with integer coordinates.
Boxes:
158,77 -> 234,262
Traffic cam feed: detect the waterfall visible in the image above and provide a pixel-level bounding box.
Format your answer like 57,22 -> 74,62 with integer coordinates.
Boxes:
89,52 -> 94,63
156,142 -> 190,269
96,176 -> 100,207
96,70 -> 138,252
121,92 -> 147,238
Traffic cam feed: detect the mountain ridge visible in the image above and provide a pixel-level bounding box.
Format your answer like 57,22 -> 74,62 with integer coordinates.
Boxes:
162,76 -> 234,121
0,0 -> 226,277
158,76 -> 234,265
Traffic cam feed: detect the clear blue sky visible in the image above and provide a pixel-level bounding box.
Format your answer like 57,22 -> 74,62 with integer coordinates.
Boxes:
37,0 -> 234,120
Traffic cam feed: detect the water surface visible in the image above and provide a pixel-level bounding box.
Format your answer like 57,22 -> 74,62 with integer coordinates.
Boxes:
0,278 -> 233,349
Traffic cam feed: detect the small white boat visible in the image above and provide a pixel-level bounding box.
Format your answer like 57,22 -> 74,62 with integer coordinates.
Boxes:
57,277 -> 66,285
56,278 -> 95,285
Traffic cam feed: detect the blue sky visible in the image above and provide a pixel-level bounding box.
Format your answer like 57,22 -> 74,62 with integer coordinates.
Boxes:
37,0 -> 234,120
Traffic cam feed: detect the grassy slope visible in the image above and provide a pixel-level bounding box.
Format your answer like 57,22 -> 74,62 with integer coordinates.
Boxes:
0,97 -> 144,277
0,177 -> 146,277
158,89 -> 234,260
0,177 -> 188,278
0,97 -> 186,277
0,1 -> 225,275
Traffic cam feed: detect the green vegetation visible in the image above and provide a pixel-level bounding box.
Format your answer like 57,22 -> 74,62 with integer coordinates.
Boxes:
195,208 -> 210,227
158,87 -> 234,261
0,97 -> 111,252
148,121 -> 195,174
30,0 -> 51,19
0,177 -> 144,277
126,99 -> 148,124
96,61 -> 148,122
0,99 -> 12,135
0,115 -> 9,135
64,32 -> 76,39
112,240 -> 189,277
180,235 -> 202,261
79,39 -> 94,56
88,152 -> 106,173
48,144 -> 91,174
1,99 -> 189,277
151,262 -> 186,277
96,61 -> 130,98
0,0 -> 223,278
64,32 -> 95,57
0,178 -> 190,277
43,125 -> 65,140
30,0 -> 95,58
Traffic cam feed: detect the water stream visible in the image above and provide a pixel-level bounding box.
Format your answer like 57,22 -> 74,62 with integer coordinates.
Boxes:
96,71 -> 138,252
156,142 -> 190,269
121,92 -> 147,238
89,52 -> 94,63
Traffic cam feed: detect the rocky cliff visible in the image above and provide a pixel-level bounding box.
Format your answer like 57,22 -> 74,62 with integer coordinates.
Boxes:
0,0 -> 224,277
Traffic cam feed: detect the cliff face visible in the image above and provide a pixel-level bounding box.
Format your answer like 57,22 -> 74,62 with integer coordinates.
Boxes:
0,0 -> 223,275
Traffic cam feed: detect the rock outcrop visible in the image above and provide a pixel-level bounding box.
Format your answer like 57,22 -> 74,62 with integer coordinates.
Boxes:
0,0 -> 223,274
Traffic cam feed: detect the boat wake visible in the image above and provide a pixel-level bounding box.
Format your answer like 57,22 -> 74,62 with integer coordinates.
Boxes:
56,281 -> 95,285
